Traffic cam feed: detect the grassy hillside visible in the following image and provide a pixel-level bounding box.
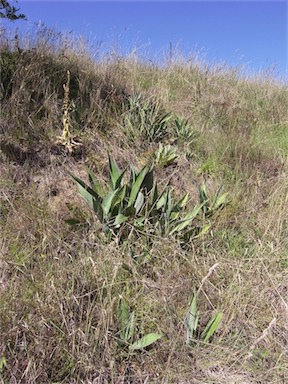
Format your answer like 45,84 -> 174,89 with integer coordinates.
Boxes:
0,29 -> 287,383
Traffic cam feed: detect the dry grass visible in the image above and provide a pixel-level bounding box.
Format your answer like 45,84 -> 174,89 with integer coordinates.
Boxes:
0,27 -> 288,383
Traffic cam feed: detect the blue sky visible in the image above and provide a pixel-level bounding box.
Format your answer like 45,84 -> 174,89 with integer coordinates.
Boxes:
2,1 -> 287,78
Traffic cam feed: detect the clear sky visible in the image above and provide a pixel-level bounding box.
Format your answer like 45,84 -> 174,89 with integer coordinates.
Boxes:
2,1 -> 287,78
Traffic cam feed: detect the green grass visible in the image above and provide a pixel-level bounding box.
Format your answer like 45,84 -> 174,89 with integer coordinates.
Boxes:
0,27 -> 287,383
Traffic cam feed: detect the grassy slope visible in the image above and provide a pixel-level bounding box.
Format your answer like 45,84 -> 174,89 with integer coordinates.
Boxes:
0,30 -> 288,383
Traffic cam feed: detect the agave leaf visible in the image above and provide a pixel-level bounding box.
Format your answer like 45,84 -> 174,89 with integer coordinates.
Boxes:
174,193 -> 189,211
165,188 -> 173,218
114,213 -> 129,226
70,173 -> 104,221
86,167 -> 105,198
109,157 -> 125,190
70,174 -> 97,210
129,333 -> 162,351
156,189 -> 168,210
192,223 -> 211,239
154,144 -> 177,167
116,170 -> 126,190
201,311 -> 223,342
122,205 -> 136,217
110,185 -> 126,214
199,183 -> 209,214
125,311 -> 135,342
154,143 -> 162,163
102,189 -> 120,216
129,165 -> 138,185
128,166 -> 148,207
117,297 -> 129,338
170,211 -> 180,221
149,183 -> 159,208
134,191 -> 145,214
142,164 -> 154,193
199,183 -> 208,204
186,293 -> 198,344
169,202 -> 205,235
93,199 -> 104,223
117,298 -> 135,342
213,192 -> 228,210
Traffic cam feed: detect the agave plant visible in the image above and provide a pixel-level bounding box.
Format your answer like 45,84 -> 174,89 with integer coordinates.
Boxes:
185,291 -> 223,345
120,94 -> 172,144
70,157 -> 152,238
69,156 -> 212,243
116,296 -> 162,351
69,155 -> 228,245
199,182 -> 228,217
152,143 -> 178,168
173,116 -> 200,158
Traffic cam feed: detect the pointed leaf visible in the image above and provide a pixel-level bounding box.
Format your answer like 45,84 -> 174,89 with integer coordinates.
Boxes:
122,205 -> 136,217
186,294 -> 198,344
174,193 -> 189,211
192,223 -> 211,239
128,166 -> 148,207
169,202 -> 205,235
118,297 -> 129,335
165,188 -> 173,218
170,211 -> 180,221
201,311 -> 223,342
129,166 -> 138,185
93,199 -> 104,222
109,157 -> 124,190
142,164 -> 154,193
199,183 -> 208,204
129,333 -> 162,351
213,192 -> 228,210
134,191 -> 145,214
102,189 -> 119,215
70,174 -> 95,210
70,173 -> 103,221
125,311 -> 135,342
151,184 -> 159,205
110,185 -> 126,212
117,298 -> 135,342
114,213 -> 129,226
86,167 -> 105,197
156,189 -> 168,210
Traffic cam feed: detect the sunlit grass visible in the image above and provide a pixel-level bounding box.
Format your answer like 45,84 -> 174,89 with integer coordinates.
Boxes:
0,26 -> 287,383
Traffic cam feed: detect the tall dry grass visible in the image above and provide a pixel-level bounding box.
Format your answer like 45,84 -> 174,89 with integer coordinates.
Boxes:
0,27 -> 287,383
